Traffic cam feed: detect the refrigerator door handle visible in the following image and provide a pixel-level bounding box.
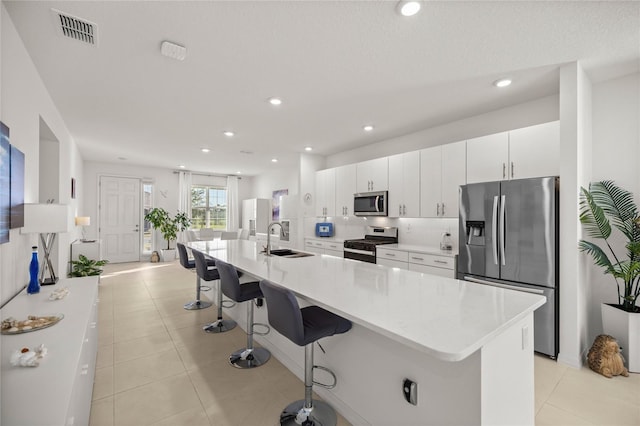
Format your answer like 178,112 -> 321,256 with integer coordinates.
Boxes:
500,194 -> 506,266
492,195 -> 499,265
463,276 -> 545,295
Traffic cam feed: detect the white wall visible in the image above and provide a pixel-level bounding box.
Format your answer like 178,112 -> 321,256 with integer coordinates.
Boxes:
0,5 -> 83,306
327,95 -> 559,168
587,71 -> 640,342
249,165 -> 299,200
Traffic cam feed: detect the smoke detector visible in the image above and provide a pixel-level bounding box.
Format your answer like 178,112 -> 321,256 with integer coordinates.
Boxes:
161,41 -> 187,61
51,9 -> 98,46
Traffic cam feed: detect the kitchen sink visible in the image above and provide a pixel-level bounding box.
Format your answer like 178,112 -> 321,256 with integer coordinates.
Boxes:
268,249 -> 314,258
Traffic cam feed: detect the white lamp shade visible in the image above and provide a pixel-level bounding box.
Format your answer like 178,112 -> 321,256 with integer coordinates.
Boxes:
75,216 -> 91,226
21,204 -> 72,234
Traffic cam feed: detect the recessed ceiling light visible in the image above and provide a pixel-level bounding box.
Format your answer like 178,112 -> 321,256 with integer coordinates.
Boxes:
493,78 -> 512,88
160,40 -> 187,61
397,1 -> 421,17
201,148 -> 210,153
305,147 -> 313,152
236,171 -> 242,174
271,158 -> 278,163
178,165 -> 185,168
363,125 -> 374,132
223,130 -> 235,137
268,97 -> 282,106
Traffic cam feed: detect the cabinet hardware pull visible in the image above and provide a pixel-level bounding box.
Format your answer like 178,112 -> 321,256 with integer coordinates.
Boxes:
436,203 -> 440,216
434,260 -> 448,264
399,205 -> 402,215
503,163 -> 506,179
511,161 -> 514,178
411,257 -> 424,261
441,203 -> 445,216
403,204 -> 406,215
387,253 -> 395,257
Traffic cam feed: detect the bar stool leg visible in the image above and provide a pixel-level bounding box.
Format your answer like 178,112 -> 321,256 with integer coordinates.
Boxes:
229,300 -> 271,368
203,280 -> 237,333
184,275 -> 212,310
280,344 -> 337,426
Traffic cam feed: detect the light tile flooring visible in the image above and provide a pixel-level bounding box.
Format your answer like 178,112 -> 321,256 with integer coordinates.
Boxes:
90,261 -> 640,426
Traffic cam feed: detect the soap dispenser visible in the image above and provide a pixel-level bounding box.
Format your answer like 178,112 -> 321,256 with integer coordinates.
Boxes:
440,232 -> 453,251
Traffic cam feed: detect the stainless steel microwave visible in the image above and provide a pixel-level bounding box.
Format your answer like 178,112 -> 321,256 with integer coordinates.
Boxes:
354,191 -> 388,216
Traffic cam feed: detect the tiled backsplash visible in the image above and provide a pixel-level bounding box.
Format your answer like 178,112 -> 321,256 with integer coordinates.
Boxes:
304,216 -> 459,251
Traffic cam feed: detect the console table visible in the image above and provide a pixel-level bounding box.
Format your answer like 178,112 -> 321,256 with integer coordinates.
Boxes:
1,276 -> 99,426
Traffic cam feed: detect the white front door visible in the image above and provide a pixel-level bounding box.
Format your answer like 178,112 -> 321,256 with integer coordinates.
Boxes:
99,176 -> 141,263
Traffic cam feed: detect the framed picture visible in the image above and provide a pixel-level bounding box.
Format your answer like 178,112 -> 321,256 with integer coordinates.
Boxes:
71,177 -> 76,199
10,145 -> 25,229
272,188 -> 288,221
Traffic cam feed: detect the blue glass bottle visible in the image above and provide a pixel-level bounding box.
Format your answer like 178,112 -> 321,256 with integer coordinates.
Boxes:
27,246 -> 40,295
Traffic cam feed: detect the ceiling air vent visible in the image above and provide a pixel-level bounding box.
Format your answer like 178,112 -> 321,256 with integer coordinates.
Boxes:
51,9 -> 98,46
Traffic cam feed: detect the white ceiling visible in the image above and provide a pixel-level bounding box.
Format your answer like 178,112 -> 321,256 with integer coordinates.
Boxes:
4,1 -> 639,176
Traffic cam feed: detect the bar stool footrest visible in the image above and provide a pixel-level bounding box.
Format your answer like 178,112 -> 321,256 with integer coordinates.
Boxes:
312,365 -> 337,389
252,322 -> 271,336
221,299 -> 236,308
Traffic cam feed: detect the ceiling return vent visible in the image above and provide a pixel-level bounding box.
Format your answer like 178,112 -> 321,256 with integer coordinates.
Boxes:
51,9 -> 98,46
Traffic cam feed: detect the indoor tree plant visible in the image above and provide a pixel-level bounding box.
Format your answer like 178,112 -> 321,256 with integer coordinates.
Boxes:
144,208 -> 191,261
579,180 -> 640,371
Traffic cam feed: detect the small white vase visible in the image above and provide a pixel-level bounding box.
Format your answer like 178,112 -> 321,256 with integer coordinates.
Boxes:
161,248 -> 177,262
601,303 -> 640,373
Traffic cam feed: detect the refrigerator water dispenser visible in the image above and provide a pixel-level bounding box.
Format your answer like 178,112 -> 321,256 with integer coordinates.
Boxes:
465,221 -> 485,246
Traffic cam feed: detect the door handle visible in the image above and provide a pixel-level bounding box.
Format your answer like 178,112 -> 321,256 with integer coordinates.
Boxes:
500,194 -> 506,266
492,196 -> 499,265
375,196 -> 380,212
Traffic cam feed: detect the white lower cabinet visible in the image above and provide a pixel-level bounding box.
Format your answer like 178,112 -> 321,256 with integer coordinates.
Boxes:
1,277 -> 99,426
377,247 -> 456,278
304,238 -> 343,257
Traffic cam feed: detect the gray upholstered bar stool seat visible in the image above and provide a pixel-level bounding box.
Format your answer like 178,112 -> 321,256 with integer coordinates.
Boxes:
216,260 -> 271,369
192,249 -> 237,333
259,279 -> 352,426
177,243 -> 213,310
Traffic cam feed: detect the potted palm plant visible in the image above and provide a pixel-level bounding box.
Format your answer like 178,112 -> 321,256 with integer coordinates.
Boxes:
579,180 -> 640,372
144,208 -> 191,261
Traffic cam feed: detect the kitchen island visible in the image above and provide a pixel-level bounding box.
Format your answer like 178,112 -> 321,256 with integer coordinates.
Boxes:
189,239 -> 545,425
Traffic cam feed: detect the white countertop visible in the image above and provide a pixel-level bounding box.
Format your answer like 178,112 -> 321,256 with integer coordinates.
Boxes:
188,240 -> 544,362
379,243 -> 458,257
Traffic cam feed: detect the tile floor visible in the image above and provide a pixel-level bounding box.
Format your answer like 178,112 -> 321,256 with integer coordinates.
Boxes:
90,261 -> 640,426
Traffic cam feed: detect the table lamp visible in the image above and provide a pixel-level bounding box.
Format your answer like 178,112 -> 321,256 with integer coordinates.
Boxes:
75,216 -> 91,241
21,204 -> 71,285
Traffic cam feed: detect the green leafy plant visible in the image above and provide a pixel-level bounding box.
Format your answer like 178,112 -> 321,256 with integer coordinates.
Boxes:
579,180 -> 640,312
69,255 -> 108,277
144,208 -> 191,250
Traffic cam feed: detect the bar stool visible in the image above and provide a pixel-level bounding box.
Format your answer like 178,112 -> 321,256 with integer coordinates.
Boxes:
259,279 -> 352,426
177,243 -> 212,310
192,249 -> 237,333
216,260 -> 271,369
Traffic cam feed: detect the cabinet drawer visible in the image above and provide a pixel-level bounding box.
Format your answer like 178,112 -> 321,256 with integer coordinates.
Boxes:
377,248 -> 408,262
408,253 -> 454,270
377,257 -> 409,270
409,263 -> 455,278
325,242 -> 343,251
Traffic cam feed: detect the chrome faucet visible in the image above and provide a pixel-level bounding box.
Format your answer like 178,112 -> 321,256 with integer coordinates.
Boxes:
266,222 -> 282,256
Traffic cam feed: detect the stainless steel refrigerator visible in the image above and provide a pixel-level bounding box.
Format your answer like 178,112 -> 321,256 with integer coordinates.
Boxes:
458,176 -> 559,358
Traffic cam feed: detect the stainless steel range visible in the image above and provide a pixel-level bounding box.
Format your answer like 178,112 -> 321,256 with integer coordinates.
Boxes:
343,226 -> 398,264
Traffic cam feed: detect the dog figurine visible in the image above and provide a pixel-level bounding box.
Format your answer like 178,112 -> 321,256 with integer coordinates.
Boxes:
587,334 -> 629,378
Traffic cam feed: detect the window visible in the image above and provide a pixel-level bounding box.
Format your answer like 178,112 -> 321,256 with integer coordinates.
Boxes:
142,183 -> 153,254
191,185 -> 227,229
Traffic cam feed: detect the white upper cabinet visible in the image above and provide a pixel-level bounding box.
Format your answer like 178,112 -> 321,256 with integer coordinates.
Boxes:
315,168 -> 336,217
420,140 -> 466,218
388,151 -> 420,217
335,164 -> 357,216
508,121 -> 560,179
466,121 -> 560,183
466,132 -> 509,183
356,157 -> 388,192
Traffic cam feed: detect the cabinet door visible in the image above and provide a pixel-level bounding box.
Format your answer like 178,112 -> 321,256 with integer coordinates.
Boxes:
402,152 -> 420,217
408,263 -> 454,278
335,164 -> 357,216
388,154 -> 404,218
420,146 -> 442,218
466,132 -> 509,183
508,121 -> 560,179
357,157 -> 388,192
377,257 -> 409,270
315,169 -> 336,216
440,141 -> 466,218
